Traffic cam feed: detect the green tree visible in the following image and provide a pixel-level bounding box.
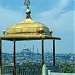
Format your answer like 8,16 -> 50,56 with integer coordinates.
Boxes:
60,62 -> 75,73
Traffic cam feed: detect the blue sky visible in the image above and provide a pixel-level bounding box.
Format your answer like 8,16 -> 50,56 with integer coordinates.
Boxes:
0,0 -> 74,54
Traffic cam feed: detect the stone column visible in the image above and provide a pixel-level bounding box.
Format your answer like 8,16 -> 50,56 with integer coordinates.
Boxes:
42,39 -> 44,66
0,38 -> 2,75
42,64 -> 47,75
13,39 -> 16,75
53,39 -> 55,72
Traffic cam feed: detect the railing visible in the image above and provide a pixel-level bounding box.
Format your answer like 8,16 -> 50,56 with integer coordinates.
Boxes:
2,65 -> 42,75
2,64 -> 60,75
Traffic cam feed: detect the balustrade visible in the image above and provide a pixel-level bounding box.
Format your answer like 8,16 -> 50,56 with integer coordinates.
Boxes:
2,66 -> 42,75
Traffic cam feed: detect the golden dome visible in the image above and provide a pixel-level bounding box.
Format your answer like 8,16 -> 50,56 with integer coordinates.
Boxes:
5,18 -> 52,37
3,1 -> 53,38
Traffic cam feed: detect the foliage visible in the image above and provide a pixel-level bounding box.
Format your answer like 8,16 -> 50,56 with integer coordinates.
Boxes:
19,62 -> 42,75
60,62 -> 75,73
22,62 -> 42,67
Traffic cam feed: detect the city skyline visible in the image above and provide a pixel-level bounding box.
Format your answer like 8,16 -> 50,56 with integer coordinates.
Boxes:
0,0 -> 74,53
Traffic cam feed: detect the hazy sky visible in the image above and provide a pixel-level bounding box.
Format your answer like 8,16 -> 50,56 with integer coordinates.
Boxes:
0,0 -> 74,53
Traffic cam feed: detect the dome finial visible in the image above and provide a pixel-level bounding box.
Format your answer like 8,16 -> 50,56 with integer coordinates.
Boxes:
24,0 -> 30,9
24,0 -> 31,19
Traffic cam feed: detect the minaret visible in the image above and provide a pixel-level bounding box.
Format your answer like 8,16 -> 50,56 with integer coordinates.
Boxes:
37,48 -> 38,62
32,44 -> 34,61
33,44 -> 34,54
37,48 -> 38,55
30,48 -> 32,58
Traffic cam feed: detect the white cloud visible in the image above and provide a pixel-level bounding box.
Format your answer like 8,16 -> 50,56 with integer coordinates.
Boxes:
36,0 -> 74,33
56,0 -> 71,8
38,0 -> 71,17
0,4 -> 24,35
0,6 -> 24,24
